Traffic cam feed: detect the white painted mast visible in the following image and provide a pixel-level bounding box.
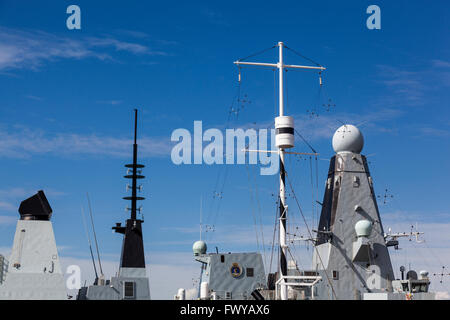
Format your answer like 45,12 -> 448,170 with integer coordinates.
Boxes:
200,194 -> 203,241
234,41 -> 325,300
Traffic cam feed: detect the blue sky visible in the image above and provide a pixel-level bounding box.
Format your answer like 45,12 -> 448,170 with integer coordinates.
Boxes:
0,0 -> 449,299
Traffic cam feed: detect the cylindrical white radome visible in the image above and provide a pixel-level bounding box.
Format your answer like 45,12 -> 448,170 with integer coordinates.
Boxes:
177,288 -> 186,300
200,281 -> 210,299
355,220 -> 372,238
275,116 -> 294,149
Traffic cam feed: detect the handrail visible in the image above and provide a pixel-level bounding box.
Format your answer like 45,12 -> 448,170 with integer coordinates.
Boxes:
275,275 -> 322,300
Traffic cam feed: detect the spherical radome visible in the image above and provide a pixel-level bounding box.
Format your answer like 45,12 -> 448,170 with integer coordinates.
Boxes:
193,240 -> 207,255
355,219 -> 372,237
332,124 -> 364,154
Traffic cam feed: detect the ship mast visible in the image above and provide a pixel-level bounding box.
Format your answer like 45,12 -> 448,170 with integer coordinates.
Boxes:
126,108 -> 144,221
112,109 -> 146,269
234,42 -> 325,300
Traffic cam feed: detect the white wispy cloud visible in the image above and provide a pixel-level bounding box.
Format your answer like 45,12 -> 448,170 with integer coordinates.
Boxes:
96,100 -> 123,106
375,60 -> 450,108
431,59 -> 450,68
25,95 -> 43,101
418,127 -> 450,138
375,65 -> 426,106
86,37 -> 167,56
0,26 -> 165,71
0,126 -> 171,159
230,108 -> 403,147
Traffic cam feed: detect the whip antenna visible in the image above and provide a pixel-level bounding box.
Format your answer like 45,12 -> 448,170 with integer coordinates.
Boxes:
86,192 -> 104,277
81,205 -> 99,282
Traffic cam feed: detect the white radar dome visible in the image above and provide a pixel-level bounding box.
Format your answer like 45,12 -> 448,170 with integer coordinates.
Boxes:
332,124 -> 364,154
193,240 -> 207,256
355,220 -> 372,238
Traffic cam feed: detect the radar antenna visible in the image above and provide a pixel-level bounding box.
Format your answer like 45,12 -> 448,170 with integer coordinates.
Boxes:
384,223 -> 425,249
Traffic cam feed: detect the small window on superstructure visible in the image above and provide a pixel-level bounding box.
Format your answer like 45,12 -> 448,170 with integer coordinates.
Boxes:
123,281 -> 135,299
247,268 -> 254,277
353,176 -> 360,188
332,270 -> 339,280
220,255 -> 225,263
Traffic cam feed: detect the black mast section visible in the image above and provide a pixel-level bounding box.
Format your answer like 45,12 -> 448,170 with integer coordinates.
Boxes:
112,109 -> 146,268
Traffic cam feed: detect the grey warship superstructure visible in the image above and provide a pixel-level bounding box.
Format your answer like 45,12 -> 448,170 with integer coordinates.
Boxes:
77,109 -> 150,300
175,42 -> 436,300
185,241 -> 267,300
291,124 -> 434,300
179,124 -> 435,300
0,190 -> 66,300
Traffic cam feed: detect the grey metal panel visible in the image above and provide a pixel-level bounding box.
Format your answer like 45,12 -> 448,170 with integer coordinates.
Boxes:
313,153 -> 395,300
0,220 -> 66,300
204,252 -> 266,300
79,266 -> 150,300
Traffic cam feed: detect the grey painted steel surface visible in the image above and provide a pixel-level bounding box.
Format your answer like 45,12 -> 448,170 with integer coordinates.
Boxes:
0,220 -> 66,300
311,152 -> 434,300
78,267 -> 150,300
196,252 -> 266,300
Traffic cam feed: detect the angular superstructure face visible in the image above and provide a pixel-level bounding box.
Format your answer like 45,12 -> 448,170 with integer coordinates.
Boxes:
195,252 -> 266,300
312,152 -> 395,299
0,191 -> 66,300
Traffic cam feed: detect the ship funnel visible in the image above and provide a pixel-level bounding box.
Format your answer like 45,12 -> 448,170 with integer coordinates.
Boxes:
18,190 -> 52,221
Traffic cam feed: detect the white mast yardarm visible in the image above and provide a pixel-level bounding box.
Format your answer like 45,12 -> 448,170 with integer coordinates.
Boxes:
234,42 -> 325,300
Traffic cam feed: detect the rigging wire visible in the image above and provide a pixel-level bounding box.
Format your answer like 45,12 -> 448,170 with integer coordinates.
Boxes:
294,129 -> 317,154
236,45 -> 277,63
249,161 -> 268,269
283,45 -> 323,68
269,196 -> 280,274
285,69 -> 289,115
314,156 -> 320,231
284,170 -> 338,299
245,163 -> 261,253
309,156 -> 316,231
204,76 -> 243,243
